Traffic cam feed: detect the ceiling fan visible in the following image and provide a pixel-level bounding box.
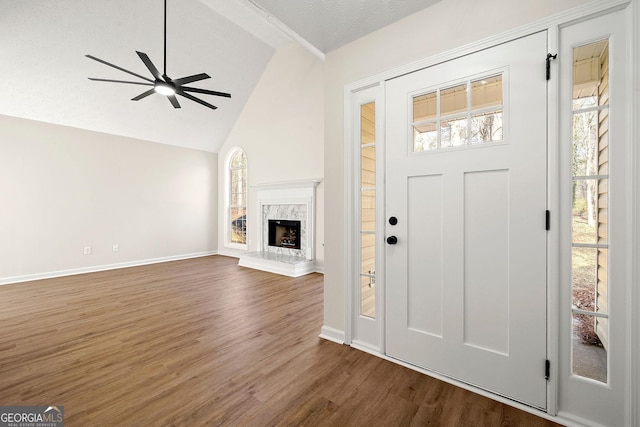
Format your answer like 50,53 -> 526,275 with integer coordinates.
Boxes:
86,0 -> 230,110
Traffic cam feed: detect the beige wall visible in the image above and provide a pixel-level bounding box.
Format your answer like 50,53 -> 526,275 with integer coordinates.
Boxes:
0,115 -> 218,281
217,44 -> 325,268
323,0 -> 592,332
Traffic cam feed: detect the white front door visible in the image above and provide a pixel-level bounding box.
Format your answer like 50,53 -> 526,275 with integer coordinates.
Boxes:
385,32 -> 548,409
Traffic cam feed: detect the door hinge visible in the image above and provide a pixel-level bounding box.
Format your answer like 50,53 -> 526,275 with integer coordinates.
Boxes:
545,359 -> 551,380
545,210 -> 550,230
546,53 -> 558,80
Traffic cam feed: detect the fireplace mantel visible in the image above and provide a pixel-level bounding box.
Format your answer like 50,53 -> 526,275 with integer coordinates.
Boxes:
252,179 -> 321,191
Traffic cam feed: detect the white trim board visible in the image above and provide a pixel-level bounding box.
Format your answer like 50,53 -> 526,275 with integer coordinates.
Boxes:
244,0 -> 325,61
319,325 -> 345,345
546,24 -> 561,417
217,248 -> 245,259
0,251 -> 218,286
251,179 -> 322,191
632,3 -> 640,425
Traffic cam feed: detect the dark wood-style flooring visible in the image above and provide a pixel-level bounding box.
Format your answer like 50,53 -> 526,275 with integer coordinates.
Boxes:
0,255 -> 559,426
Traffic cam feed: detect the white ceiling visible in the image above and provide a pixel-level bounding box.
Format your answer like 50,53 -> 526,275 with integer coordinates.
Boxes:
0,0 -> 440,153
250,0 -> 441,54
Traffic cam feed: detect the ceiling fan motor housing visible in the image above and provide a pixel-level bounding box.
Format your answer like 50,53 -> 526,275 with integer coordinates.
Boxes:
154,79 -> 176,96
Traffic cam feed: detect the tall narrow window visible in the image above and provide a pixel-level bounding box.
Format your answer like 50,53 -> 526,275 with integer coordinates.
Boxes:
229,149 -> 247,245
571,39 -> 609,383
360,102 -> 376,318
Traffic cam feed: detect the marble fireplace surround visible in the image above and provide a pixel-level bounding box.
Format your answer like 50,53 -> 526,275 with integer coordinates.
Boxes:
238,180 -> 320,277
262,204 -> 307,257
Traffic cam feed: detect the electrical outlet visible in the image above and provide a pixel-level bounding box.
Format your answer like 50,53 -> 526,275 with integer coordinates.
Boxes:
83,246 -> 92,255
112,244 -> 119,252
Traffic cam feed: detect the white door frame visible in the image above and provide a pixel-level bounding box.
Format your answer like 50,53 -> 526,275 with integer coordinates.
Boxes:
342,0 -> 636,422
632,4 -> 640,426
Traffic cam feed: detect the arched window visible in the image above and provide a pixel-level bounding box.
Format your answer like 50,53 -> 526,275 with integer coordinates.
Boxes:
228,149 -> 247,247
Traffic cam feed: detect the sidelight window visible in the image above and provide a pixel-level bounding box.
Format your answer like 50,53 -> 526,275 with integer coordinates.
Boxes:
360,102 -> 376,318
570,39 -> 609,383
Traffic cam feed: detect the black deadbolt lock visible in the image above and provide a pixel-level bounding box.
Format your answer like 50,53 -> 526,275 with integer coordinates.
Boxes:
387,236 -> 398,245
389,216 -> 398,225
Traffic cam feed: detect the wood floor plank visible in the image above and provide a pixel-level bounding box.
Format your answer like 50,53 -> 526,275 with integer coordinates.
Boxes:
0,255 -> 559,426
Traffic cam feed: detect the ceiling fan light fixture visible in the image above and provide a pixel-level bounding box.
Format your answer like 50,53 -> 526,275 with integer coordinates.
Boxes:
154,80 -> 175,96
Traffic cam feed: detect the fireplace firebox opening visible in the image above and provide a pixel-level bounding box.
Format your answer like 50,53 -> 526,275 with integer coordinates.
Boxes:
268,219 -> 301,250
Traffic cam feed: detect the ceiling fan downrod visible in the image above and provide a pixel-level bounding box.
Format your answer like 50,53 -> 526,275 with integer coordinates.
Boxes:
163,0 -> 167,78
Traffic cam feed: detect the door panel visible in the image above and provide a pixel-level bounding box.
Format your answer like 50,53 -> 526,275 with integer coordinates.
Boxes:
407,174 -> 444,337
464,169 -> 509,355
385,32 -> 548,409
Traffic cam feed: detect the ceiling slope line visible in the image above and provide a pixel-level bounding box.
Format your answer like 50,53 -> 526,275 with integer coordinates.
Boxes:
243,0 -> 325,61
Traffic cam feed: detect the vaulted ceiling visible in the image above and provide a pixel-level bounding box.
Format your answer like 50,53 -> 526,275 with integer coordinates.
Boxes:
0,0 -> 439,153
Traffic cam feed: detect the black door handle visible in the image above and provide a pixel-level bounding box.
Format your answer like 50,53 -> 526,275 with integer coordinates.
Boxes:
389,216 -> 398,225
387,236 -> 398,245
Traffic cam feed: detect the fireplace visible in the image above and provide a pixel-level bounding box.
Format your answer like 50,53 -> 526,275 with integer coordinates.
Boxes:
268,220 -> 301,250
238,180 -> 320,277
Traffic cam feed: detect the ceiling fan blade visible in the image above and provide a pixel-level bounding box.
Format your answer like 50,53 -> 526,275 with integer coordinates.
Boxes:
136,51 -> 162,80
89,78 -> 153,86
176,90 -> 217,110
86,54 -> 154,83
180,86 -> 231,98
131,89 -> 156,101
167,94 -> 181,109
172,73 -> 210,86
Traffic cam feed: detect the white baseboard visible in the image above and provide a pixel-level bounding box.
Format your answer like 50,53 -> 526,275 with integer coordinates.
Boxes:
350,340 -> 381,356
314,265 -> 325,274
319,325 -> 345,344
0,251 -> 218,286
217,248 -> 244,258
